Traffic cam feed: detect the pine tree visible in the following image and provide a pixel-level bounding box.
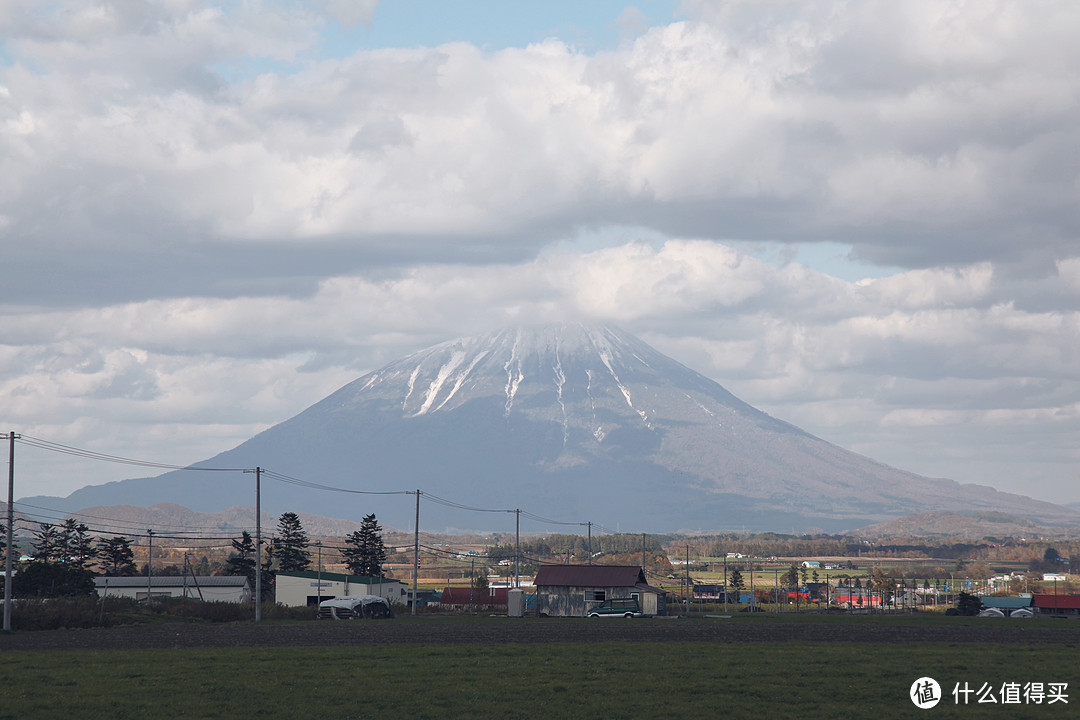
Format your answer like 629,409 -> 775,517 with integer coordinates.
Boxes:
57,518 -> 96,568
342,513 -> 387,577
32,522 -> 62,562
729,569 -> 744,602
225,531 -> 257,587
96,535 -> 138,575
274,513 -> 311,572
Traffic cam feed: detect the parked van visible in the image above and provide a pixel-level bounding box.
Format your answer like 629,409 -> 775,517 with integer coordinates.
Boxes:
587,597 -> 642,618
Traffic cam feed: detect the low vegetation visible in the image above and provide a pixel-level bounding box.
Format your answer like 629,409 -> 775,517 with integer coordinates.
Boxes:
7,596 -> 311,631
1,639 -> 1073,719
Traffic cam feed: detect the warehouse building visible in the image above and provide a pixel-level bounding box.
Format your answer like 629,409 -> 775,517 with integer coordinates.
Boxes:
275,570 -> 408,607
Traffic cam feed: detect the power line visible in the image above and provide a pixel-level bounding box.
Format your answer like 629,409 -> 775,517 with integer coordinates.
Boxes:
13,501 -> 256,536
519,510 -> 589,527
420,492 -> 514,514
260,469 -> 411,496
11,434 -> 627,551
16,435 -> 245,472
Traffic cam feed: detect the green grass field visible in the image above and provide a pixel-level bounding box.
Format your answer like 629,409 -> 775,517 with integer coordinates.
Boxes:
1,638 -> 1075,719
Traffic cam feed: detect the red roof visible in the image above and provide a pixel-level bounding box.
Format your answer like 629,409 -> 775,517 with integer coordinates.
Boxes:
1033,594 -> 1080,609
534,565 -> 659,591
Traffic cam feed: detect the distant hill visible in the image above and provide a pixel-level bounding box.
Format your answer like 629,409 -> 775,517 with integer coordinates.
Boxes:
849,511 -> 1080,539
20,324 -> 1080,533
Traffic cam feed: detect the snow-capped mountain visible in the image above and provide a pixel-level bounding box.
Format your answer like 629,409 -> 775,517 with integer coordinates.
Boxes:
26,324 -> 1078,532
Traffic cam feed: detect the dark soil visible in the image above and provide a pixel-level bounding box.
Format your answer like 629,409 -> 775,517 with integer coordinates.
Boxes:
3,615 -> 1079,651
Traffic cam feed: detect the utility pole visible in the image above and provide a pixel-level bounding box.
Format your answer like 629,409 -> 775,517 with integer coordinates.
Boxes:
641,533 -> 646,573
316,541 -> 322,617
412,490 -> 420,616
723,552 -> 728,613
685,544 -> 690,614
243,467 -> 263,622
3,431 -> 19,632
146,529 -> 154,602
514,509 -> 520,589
587,521 -> 592,565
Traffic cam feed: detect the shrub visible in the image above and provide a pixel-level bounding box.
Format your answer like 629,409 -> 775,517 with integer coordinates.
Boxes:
10,597 -> 114,631
12,561 -> 96,598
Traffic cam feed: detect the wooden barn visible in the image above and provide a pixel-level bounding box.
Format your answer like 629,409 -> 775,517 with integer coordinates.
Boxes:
533,565 -> 666,617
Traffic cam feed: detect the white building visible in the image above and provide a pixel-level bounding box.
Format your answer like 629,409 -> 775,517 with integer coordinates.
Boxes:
275,570 -> 408,608
95,576 -> 251,603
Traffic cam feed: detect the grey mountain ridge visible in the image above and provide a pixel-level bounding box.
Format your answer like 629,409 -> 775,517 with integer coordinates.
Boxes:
21,324 -> 1079,532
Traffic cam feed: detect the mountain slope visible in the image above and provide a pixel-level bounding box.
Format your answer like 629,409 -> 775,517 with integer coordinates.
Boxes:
23,324 -> 1079,532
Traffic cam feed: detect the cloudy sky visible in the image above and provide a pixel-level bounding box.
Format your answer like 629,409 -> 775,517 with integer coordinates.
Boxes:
2,0 -> 1078,509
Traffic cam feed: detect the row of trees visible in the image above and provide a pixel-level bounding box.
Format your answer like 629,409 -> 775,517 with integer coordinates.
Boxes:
30,518 -> 138,575
222,512 -> 388,599
6,511 -> 388,599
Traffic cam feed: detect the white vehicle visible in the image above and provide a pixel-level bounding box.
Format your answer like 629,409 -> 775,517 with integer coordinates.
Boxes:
317,595 -> 394,620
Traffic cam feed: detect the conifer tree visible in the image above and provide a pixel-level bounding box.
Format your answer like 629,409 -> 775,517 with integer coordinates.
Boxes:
342,514 -> 387,577
58,518 -> 96,568
32,522 -> 62,562
226,531 -> 257,587
97,535 -> 138,575
274,512 -> 311,572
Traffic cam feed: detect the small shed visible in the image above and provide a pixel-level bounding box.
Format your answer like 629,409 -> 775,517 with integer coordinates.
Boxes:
275,570 -> 408,607
534,565 -> 666,617
95,576 -> 250,603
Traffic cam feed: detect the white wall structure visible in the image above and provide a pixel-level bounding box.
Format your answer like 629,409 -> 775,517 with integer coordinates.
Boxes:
95,576 -> 251,603
275,571 -> 408,608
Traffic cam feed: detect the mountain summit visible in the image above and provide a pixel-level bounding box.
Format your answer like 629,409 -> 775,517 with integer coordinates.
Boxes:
29,324 -> 1077,531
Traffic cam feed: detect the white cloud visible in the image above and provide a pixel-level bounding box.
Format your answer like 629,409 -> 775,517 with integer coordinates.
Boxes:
4,237 -> 1080,501
1,1 -> 1079,507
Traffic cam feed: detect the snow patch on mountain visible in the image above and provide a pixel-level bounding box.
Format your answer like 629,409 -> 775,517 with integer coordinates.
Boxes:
403,365 -> 420,411
503,332 -> 525,417
553,340 -> 569,446
435,350 -> 488,412
416,350 -> 466,415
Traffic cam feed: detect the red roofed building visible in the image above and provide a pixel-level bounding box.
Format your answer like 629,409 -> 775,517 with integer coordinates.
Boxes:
1033,594 -> 1080,618
533,565 -> 667,617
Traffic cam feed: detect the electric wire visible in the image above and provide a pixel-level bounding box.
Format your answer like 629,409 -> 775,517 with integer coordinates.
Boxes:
8,434 -> 634,560
16,435 -> 245,472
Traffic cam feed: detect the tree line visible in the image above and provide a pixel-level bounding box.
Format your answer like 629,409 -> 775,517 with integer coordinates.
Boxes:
4,512 -> 387,601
